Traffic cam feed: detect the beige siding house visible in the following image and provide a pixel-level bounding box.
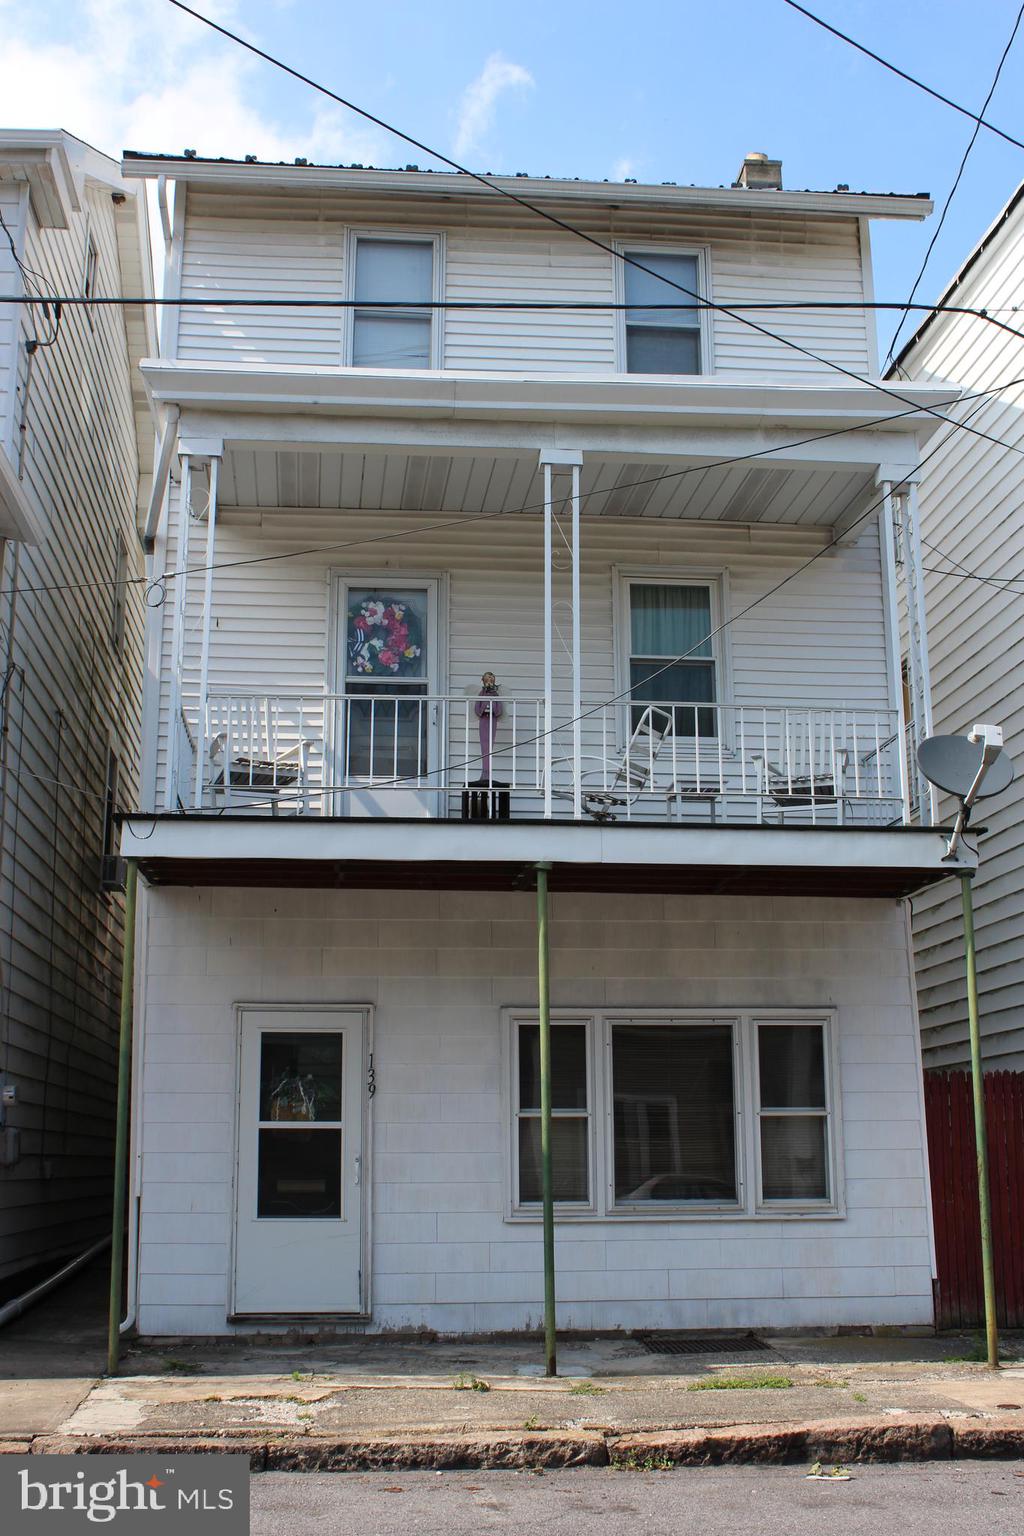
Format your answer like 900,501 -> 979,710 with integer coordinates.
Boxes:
890,182 -> 1024,1072
118,150 -> 964,1337
0,132 -> 155,1287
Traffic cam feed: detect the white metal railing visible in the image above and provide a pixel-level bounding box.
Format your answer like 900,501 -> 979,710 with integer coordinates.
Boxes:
175,694 -> 908,825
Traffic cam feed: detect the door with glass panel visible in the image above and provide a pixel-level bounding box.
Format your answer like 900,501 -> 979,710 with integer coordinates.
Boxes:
233,1011 -> 366,1315
335,577 -> 441,816
626,579 -> 718,739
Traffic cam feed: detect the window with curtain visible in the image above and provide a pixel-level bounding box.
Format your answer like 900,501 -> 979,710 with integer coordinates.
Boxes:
757,1023 -> 830,1202
624,251 -> 703,374
628,581 -> 717,736
352,237 -> 434,368
515,1022 -> 590,1206
612,1022 -> 737,1204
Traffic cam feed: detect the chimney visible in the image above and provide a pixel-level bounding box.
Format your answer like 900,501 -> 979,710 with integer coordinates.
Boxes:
734,151 -> 783,190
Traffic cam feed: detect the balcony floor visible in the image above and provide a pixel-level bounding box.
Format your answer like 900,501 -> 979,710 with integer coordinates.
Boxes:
121,814 -> 969,899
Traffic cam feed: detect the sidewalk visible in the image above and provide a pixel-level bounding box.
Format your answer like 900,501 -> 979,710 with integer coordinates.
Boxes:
2,1262 -> 1023,1467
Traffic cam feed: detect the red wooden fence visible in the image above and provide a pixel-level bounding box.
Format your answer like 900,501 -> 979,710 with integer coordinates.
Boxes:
924,1070 -> 1024,1329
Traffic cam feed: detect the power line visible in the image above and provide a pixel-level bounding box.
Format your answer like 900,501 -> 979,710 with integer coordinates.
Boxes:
0,292 -> 1022,330
163,0 -> 1024,462
885,4 -> 1024,367
782,0 -> 1024,154
6,373 -> 1023,604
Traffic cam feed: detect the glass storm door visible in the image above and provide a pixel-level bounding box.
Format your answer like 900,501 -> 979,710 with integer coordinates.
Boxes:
233,1011 -> 365,1316
337,578 -> 440,814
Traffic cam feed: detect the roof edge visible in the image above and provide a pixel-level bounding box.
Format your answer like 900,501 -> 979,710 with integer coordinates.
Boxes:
119,154 -> 934,221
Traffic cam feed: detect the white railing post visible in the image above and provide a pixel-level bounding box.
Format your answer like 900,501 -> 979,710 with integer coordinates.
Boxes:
542,460 -> 553,818
900,480 -> 937,824
165,452 -> 192,810
570,462 -> 582,819
879,480 -> 911,824
193,453 -> 221,809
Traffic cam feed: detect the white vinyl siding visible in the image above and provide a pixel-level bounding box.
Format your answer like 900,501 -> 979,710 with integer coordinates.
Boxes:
897,199 -> 1024,1070
0,186 -> 23,458
149,503 -> 889,808
133,887 -> 932,1337
174,191 -> 872,377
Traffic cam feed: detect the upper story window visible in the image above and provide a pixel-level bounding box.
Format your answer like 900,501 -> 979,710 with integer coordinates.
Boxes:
350,235 -> 439,369
111,530 -> 129,654
624,576 -> 720,737
622,249 -> 706,374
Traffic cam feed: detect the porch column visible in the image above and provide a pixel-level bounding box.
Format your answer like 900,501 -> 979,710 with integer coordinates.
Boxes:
193,450 -> 223,809
878,479 -> 911,822
538,449 -> 584,820
898,478 -> 937,823
164,451 -> 192,810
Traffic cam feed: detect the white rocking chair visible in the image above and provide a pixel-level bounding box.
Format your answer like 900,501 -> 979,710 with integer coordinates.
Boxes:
555,705 -> 674,822
208,733 -> 322,815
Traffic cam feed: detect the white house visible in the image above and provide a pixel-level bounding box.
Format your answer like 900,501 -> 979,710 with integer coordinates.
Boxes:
0,131 -> 155,1288
117,148 -> 968,1338
888,181 -> 1024,1074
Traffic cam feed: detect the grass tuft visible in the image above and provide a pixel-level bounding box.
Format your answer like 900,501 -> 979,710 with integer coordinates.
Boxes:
687,1374 -> 792,1392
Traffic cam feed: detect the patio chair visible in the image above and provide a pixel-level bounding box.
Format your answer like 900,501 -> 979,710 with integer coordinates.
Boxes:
553,704 -> 674,822
208,733 -> 322,815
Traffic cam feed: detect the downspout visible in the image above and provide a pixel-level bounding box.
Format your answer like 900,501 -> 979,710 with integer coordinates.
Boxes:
107,858 -> 138,1375
536,861 -> 556,1376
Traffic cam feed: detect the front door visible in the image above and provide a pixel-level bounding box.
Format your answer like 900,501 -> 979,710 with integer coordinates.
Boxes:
233,1009 -> 367,1316
336,577 -> 442,816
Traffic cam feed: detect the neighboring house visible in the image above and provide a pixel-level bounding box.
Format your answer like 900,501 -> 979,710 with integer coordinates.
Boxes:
0,131 -> 155,1288
117,148 -> 965,1338
889,183 -> 1024,1073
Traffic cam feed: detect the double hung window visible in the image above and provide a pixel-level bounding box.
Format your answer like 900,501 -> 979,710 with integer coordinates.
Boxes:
623,250 -> 704,374
625,579 -> 718,737
351,236 -> 436,368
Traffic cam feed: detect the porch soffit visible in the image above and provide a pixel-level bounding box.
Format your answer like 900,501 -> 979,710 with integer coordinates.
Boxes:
213,444 -> 878,525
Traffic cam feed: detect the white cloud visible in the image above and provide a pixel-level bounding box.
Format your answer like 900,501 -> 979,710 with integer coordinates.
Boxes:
0,0 -> 387,166
611,156 -> 636,181
453,53 -> 533,159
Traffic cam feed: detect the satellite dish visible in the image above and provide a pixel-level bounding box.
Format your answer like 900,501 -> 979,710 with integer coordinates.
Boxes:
917,734 -> 1014,801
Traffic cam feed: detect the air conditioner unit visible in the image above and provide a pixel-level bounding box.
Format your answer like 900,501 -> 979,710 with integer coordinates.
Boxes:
100,854 -> 128,892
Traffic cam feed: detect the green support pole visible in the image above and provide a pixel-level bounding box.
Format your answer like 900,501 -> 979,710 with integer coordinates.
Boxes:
961,873 -> 999,1370
536,862 -> 556,1377
107,859 -> 138,1376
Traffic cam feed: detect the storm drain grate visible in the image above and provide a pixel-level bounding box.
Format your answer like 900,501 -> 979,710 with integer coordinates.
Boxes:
634,1331 -> 770,1357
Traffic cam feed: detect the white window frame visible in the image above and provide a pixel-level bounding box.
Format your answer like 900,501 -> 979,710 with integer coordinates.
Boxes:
613,242 -> 714,376
343,228 -> 444,369
752,1013 -> 842,1214
613,566 -> 732,748
503,1006 -> 842,1223
506,1011 -> 598,1216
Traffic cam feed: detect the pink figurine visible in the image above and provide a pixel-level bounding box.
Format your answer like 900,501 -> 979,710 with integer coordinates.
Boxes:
474,672 -> 504,784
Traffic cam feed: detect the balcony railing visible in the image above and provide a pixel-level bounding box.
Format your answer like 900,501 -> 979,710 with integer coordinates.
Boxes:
172,694 -> 911,826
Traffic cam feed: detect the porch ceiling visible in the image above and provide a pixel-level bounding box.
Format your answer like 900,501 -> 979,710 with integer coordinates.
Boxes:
217,446 -> 877,526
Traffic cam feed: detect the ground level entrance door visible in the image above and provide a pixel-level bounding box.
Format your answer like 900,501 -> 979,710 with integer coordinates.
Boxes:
233,1008 -> 367,1316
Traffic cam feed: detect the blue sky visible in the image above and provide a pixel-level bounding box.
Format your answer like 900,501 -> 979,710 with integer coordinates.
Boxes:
4,0 -> 1024,359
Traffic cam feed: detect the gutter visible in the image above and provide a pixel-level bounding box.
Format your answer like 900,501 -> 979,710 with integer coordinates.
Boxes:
143,405 -> 178,547
0,1237 -> 110,1330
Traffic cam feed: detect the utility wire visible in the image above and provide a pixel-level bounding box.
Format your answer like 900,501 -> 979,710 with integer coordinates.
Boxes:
163,0 -> 1024,462
782,0 -> 1024,153
0,292 -> 1022,327
5,372 -> 1024,603
885,3 -> 1024,367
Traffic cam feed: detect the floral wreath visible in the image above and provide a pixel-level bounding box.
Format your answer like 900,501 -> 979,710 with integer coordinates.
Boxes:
348,595 -> 424,677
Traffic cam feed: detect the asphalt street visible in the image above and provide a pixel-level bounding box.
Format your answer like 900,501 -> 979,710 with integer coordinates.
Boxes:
250,1462 -> 1024,1534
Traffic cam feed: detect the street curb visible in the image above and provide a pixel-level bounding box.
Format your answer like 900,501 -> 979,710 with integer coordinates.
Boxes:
15,1418 -> 1024,1469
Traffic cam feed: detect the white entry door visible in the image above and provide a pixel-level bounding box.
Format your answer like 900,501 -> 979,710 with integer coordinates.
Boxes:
233,1009 -> 367,1316
336,577 -> 443,816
